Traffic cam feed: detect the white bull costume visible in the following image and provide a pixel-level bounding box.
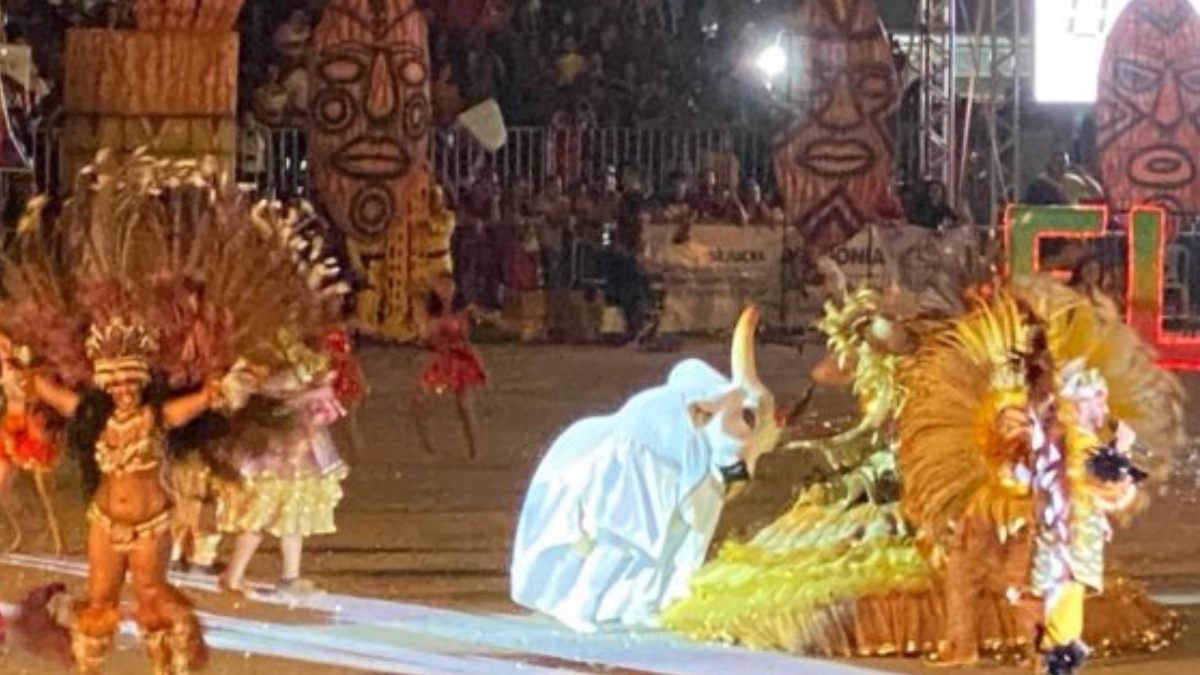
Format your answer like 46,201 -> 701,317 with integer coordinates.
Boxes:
511,307 -> 781,632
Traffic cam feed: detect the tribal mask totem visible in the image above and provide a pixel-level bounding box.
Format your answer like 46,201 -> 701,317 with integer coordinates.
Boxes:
776,0 -> 898,253
1097,0 -> 1200,214
309,0 -> 431,241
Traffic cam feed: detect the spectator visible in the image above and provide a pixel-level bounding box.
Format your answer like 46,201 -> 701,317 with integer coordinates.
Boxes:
1023,152 -> 1071,205
616,179 -> 649,254
252,65 -> 289,126
659,173 -> 694,224
699,137 -> 740,190
689,169 -> 722,220
606,61 -> 639,125
590,168 -> 622,230
272,10 -> 312,65
516,0 -> 542,37
432,63 -> 465,128
281,66 -> 308,121
634,70 -> 670,124
505,180 -> 542,294
1069,254 -> 1120,313
713,187 -> 748,225
742,181 -> 784,227
237,112 -> 268,187
534,176 -> 573,287
908,180 -> 960,230
601,222 -> 652,345
463,40 -> 505,105
555,36 -> 589,88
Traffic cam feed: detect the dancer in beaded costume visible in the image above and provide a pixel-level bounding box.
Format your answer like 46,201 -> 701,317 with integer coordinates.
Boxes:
0,151 -> 345,675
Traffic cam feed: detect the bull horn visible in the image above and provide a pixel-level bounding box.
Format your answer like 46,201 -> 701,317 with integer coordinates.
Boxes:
731,305 -> 762,387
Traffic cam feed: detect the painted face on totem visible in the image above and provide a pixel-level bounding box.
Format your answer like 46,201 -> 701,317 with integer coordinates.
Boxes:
1097,0 -> 1200,214
310,0 -> 431,240
777,0 -> 898,253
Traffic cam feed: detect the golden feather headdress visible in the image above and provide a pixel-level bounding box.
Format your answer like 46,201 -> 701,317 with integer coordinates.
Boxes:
85,318 -> 159,387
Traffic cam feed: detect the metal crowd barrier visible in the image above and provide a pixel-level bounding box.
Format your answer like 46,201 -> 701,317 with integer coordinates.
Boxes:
32,124 -> 774,200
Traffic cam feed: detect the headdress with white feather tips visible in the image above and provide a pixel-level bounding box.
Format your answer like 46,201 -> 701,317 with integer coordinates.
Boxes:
0,150 -> 343,389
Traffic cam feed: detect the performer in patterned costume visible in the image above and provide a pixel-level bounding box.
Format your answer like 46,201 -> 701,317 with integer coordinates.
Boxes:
0,151 -> 345,675
663,277 -> 1183,673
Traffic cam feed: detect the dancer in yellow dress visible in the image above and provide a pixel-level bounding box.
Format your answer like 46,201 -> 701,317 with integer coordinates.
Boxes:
663,277 -> 1183,672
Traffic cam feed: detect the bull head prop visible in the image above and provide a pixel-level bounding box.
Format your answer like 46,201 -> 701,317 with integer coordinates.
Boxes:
688,306 -> 782,494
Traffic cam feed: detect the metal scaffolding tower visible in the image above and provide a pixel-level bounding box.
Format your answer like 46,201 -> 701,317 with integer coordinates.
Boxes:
979,0 -> 1023,221
918,0 -> 956,198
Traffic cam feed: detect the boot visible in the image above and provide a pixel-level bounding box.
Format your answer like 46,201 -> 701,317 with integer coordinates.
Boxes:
144,630 -> 173,675
145,627 -> 195,675
70,630 -> 113,675
1041,641 -> 1089,675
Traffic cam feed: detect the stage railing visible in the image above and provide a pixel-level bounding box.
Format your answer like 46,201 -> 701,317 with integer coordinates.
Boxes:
31,124 -> 774,200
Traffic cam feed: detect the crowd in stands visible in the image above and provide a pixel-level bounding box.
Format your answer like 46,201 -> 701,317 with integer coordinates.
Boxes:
428,0 -> 722,127
229,0 -> 761,132
448,164 -> 786,315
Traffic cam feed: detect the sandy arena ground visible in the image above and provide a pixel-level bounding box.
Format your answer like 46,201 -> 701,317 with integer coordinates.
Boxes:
1,340 -> 1199,675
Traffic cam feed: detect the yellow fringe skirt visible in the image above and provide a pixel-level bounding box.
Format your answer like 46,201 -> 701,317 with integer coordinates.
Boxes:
218,464 -> 349,538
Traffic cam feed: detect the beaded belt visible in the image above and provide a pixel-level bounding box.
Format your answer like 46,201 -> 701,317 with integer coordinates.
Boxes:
86,503 -> 172,552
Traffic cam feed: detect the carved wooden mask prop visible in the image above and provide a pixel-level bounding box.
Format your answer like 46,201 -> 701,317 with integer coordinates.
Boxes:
1097,0 -> 1200,214
309,0 -> 431,242
776,0 -> 898,253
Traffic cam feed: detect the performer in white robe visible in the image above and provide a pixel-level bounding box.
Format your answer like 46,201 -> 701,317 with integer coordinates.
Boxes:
511,307 -> 781,632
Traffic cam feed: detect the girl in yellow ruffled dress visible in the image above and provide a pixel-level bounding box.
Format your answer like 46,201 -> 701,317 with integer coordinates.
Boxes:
218,336 -> 351,597
662,277 -> 1184,670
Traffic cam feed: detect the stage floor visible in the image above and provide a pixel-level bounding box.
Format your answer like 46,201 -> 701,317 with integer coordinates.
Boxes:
2,341 -> 1199,675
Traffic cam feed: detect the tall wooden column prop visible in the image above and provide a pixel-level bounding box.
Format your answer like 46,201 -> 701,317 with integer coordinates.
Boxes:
309,0 -> 436,341
775,0 -> 899,254
61,0 -> 244,186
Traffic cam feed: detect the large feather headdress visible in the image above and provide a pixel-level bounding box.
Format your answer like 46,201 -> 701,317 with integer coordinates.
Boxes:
0,149 -> 346,389
897,276 -> 1185,540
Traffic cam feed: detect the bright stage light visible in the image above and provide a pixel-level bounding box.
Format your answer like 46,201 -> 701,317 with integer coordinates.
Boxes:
755,43 -> 787,82
1034,0 -> 1200,103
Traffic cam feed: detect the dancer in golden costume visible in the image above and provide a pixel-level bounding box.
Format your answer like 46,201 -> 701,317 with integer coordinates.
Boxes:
663,277 -> 1183,673
0,151 -> 344,675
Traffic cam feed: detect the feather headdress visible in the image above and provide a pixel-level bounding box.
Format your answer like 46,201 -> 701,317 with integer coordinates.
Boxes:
897,276 -> 1185,539
0,149 -> 344,389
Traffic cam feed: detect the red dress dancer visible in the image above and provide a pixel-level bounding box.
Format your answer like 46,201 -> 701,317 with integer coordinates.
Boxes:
413,285 -> 487,459
0,348 -> 63,555
324,328 -> 367,464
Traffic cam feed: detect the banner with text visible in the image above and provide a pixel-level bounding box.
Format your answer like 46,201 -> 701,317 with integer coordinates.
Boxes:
642,223 -> 985,332
820,223 -> 986,315
643,223 -> 783,332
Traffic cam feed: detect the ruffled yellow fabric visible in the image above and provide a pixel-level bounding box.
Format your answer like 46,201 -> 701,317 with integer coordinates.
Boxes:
662,501 -> 936,654
218,464 -> 348,537
663,502 -> 1182,659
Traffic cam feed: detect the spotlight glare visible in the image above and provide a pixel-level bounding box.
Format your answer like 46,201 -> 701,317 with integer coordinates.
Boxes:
755,43 -> 787,81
